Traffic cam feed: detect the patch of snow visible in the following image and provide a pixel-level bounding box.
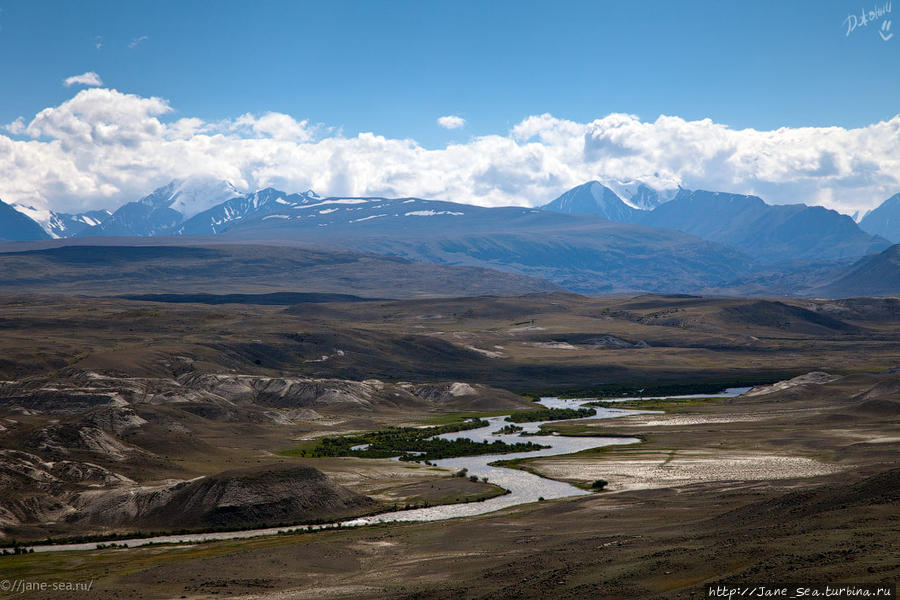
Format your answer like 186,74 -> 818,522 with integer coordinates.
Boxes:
11,203 -> 58,237
295,198 -> 371,210
351,214 -> 387,223
404,210 -> 464,217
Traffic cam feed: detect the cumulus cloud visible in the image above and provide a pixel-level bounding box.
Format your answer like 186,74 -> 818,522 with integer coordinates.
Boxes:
0,87 -> 898,217
231,111 -> 316,141
437,115 -> 466,129
129,35 -> 148,48
63,72 -> 103,87
4,117 -> 26,135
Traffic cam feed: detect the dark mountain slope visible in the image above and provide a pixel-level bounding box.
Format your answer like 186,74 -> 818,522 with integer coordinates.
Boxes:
0,243 -> 561,297
638,189 -> 889,263
218,196 -> 754,294
859,193 -> 900,243
817,243 -> 900,297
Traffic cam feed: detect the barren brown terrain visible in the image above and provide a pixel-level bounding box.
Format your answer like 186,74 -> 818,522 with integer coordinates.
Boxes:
0,291 -> 898,598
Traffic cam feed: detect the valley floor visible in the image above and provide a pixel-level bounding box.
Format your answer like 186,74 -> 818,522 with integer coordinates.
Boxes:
2,370 -> 897,599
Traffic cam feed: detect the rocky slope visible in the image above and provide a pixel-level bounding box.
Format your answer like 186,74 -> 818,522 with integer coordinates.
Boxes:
69,464 -> 378,530
0,366 -> 527,536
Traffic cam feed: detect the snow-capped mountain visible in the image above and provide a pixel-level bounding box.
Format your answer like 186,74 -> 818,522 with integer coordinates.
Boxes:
206,190 -> 754,294
164,177 -> 243,220
0,198 -> 52,241
540,180 -> 681,221
45,209 -> 112,237
10,202 -> 112,238
78,177 -> 241,237
540,181 -> 640,222
859,193 -> 900,243
604,179 -> 680,210
177,189 -> 506,235
178,188 -> 320,234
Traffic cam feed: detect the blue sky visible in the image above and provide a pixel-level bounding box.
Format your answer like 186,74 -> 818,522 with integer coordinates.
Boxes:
1,0 -> 897,145
0,0 -> 898,216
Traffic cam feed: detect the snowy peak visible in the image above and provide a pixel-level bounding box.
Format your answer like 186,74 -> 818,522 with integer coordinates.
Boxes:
46,209 -> 112,238
0,198 -> 52,241
541,181 -> 639,223
78,177 -> 242,237
10,201 -> 112,239
605,179 -> 680,210
9,202 -> 57,236
178,188 -> 320,235
139,177 -> 242,219
167,178 -> 242,219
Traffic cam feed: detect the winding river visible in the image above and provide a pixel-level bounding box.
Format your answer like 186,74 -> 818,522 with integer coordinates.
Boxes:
26,388 -> 749,553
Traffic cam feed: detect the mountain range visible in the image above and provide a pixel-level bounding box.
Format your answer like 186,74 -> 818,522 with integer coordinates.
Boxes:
542,184 -> 891,263
213,194 -> 753,293
635,189 -> 890,263
78,178 -> 241,237
1,176 -> 899,296
9,201 -> 112,238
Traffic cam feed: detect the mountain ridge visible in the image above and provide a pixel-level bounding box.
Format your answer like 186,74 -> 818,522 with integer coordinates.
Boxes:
859,193 -> 900,243
635,189 -> 890,263
77,177 -> 241,237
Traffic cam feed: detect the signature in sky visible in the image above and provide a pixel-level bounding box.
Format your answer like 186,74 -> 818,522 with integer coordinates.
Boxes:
844,1 -> 893,41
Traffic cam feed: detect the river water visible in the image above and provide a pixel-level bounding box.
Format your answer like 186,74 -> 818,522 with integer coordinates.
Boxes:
26,388 -> 749,553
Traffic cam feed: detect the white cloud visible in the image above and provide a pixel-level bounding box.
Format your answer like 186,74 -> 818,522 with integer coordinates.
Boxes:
437,115 -> 466,129
63,72 -> 103,87
129,35 -> 148,48
0,87 -> 898,218
4,117 -> 25,135
231,111 -> 316,141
